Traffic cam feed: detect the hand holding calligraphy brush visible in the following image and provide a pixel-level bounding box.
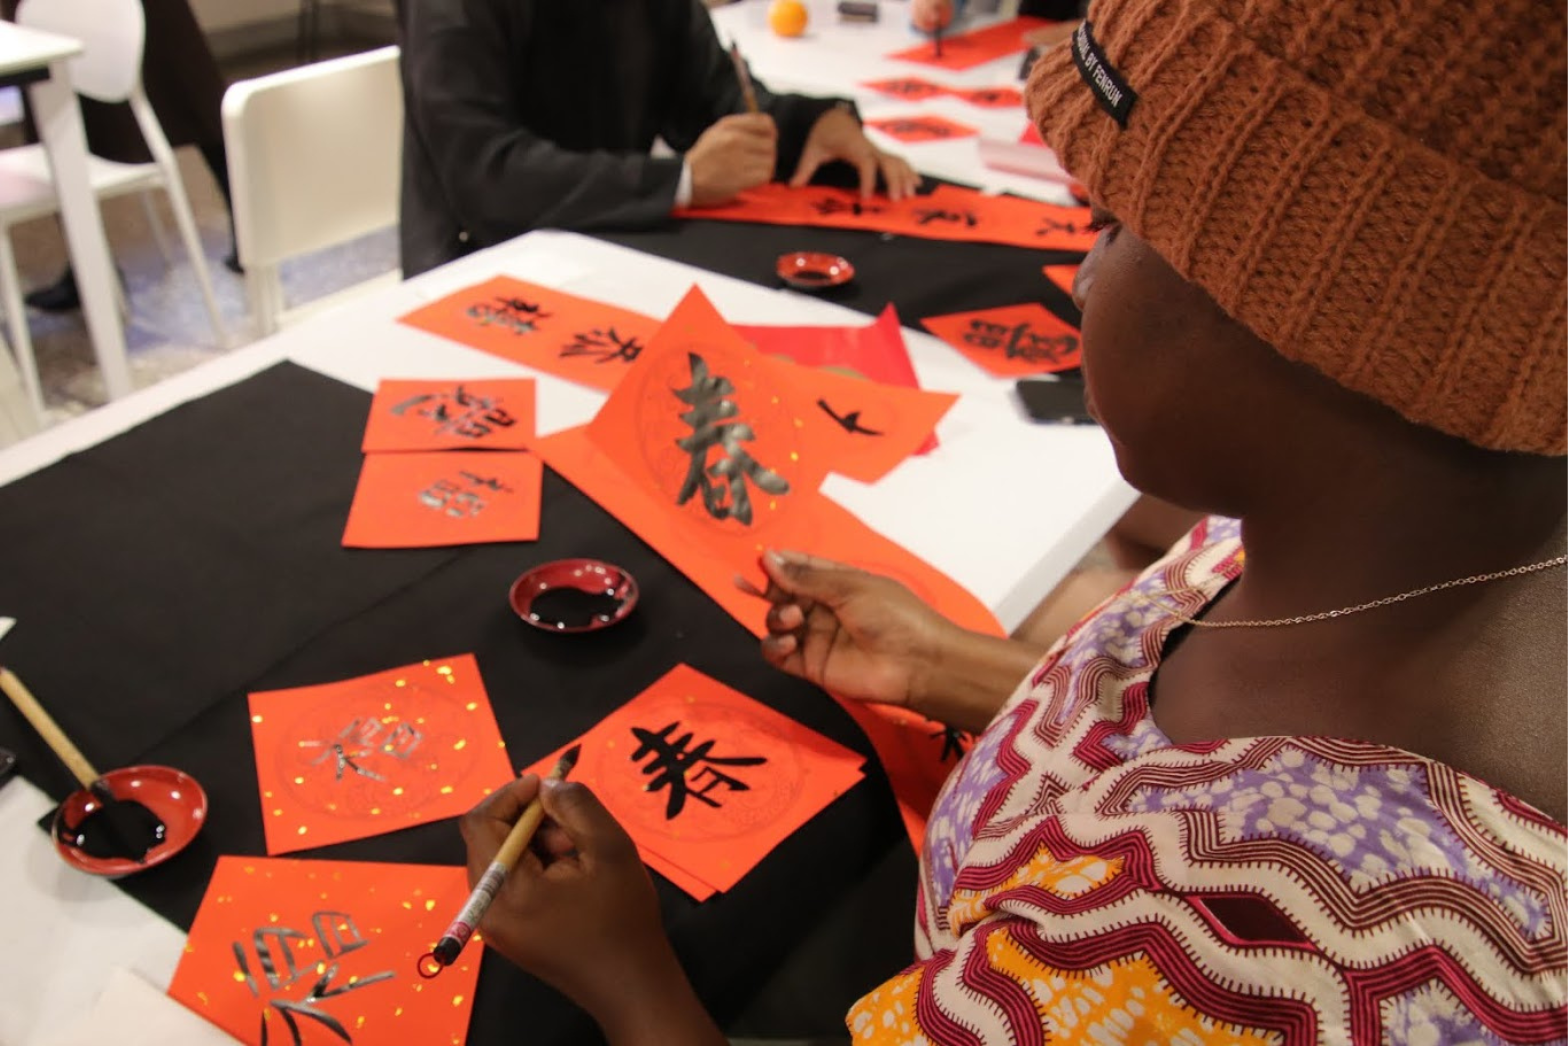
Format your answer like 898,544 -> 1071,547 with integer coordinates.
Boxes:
420,744 -> 582,975
729,41 -> 761,114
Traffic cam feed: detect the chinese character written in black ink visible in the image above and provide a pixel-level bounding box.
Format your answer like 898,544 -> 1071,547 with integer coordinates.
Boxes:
1035,217 -> 1083,237
963,321 -> 1078,365
232,911 -> 395,1046
560,327 -> 644,364
963,89 -> 1014,105
882,119 -> 955,139
390,384 -> 517,439
811,198 -> 884,219
882,79 -> 938,97
931,725 -> 970,763
417,470 -> 514,518
672,352 -> 790,526
914,207 -> 979,228
467,296 -> 551,334
816,398 -> 884,436
298,718 -> 426,781
629,721 -> 768,819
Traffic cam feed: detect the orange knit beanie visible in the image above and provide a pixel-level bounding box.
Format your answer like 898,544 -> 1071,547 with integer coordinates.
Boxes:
1027,0 -> 1567,455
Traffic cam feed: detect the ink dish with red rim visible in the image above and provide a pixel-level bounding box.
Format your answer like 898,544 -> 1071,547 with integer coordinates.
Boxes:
777,251 -> 855,291
510,558 -> 639,633
52,764 -> 208,878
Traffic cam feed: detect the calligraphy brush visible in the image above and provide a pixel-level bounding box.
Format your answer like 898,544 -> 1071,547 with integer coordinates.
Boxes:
420,744 -> 582,974
729,41 -> 761,114
0,656 -> 162,864
933,20 -> 944,58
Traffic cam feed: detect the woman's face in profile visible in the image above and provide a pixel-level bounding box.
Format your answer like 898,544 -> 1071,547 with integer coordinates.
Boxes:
1070,205 -> 1325,517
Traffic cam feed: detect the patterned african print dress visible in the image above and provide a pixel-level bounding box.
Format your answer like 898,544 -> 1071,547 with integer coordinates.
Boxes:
850,516 -> 1567,1044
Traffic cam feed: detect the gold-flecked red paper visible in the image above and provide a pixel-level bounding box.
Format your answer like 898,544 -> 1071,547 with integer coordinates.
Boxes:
248,655 -> 513,854
168,856 -> 481,1046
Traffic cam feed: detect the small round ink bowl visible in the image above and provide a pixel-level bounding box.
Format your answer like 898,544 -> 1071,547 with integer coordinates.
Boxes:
52,765 -> 208,878
776,251 -> 855,291
509,558 -> 639,634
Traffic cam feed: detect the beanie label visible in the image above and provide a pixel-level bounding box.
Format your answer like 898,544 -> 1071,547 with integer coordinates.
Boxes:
1071,21 -> 1137,128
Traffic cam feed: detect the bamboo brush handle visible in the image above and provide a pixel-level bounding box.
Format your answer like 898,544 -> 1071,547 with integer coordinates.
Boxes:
0,668 -> 99,788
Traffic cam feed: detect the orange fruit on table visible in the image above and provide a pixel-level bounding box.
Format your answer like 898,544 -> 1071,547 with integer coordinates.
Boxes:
769,0 -> 809,37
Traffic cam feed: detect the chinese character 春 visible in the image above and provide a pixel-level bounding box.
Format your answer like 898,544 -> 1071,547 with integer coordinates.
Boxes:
466,296 -> 551,334
963,320 -> 1078,365
389,385 -> 517,440
560,327 -> 644,364
629,721 -> 767,819
914,207 -> 978,228
816,398 -> 883,436
672,352 -> 790,526
232,911 -> 394,1045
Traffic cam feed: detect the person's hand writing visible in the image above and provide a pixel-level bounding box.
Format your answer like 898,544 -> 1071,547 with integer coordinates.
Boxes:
687,113 -> 778,207
791,106 -> 921,201
911,0 -> 955,32
460,777 -> 724,1044
737,550 -> 956,708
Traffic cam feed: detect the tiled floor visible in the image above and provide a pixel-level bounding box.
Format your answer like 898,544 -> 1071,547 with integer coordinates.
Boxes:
1,36 -> 398,429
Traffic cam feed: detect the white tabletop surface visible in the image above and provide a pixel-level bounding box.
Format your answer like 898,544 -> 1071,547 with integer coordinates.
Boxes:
0,20 -> 80,78
0,229 -> 1132,1045
711,0 -> 1075,201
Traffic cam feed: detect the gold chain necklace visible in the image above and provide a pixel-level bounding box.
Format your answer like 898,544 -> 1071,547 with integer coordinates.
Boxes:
1142,553 -> 1568,630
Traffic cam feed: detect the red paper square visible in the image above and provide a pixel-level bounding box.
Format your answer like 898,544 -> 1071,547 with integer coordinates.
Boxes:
248,654 -> 514,854
950,85 -> 1024,108
342,451 -> 542,548
168,856 -> 481,1046
523,664 -> 865,897
921,302 -> 1082,377
861,77 -> 949,100
362,378 -> 536,453
865,114 -> 979,143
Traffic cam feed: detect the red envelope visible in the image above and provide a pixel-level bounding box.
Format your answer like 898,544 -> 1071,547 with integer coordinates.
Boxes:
342,450 -> 542,548
398,276 -> 659,392
865,114 -> 979,143
861,76 -> 950,100
362,378 -> 536,453
168,857 -> 481,1046
949,85 -> 1024,108
921,302 -> 1082,377
248,655 -> 515,854
887,16 -> 1050,71
522,664 -> 865,897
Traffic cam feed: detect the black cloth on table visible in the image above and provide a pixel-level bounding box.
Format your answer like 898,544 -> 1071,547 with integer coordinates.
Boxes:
395,0 -> 843,278
0,362 -> 914,1043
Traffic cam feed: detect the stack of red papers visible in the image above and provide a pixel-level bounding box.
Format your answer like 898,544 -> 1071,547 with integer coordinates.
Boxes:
524,665 -> 865,901
343,377 -> 543,548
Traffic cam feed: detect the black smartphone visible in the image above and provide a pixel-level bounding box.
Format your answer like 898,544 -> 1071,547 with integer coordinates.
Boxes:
837,0 -> 879,21
1015,376 -> 1095,425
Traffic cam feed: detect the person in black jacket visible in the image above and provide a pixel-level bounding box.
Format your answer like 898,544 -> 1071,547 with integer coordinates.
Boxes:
396,0 -> 919,277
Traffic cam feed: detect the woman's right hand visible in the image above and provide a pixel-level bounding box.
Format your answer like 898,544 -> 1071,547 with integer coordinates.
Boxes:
738,550 -> 958,709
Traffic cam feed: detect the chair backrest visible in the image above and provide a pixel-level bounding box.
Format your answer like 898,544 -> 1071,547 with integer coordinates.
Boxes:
222,46 -> 403,273
14,0 -> 144,104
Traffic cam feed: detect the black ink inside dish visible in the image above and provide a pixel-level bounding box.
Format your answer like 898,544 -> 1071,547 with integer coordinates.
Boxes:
529,587 -> 626,629
62,799 -> 166,861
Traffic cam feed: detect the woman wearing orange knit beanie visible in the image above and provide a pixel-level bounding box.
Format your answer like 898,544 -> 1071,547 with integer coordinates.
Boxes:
450,0 -> 1567,1041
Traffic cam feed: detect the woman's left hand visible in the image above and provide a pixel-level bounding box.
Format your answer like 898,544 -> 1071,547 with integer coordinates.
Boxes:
791,106 -> 922,201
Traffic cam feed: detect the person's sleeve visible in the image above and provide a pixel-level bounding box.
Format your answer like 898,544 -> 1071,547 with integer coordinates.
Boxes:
401,0 -> 685,241
658,0 -> 842,183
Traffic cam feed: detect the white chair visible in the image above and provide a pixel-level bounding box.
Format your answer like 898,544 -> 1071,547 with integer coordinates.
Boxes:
0,0 -> 227,421
223,46 -> 403,336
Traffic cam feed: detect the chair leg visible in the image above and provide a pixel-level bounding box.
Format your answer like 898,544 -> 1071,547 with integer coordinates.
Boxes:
0,231 -> 48,426
161,176 -> 228,350
138,190 -> 174,264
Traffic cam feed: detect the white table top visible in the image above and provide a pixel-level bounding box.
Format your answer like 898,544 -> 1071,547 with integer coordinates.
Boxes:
0,20 -> 80,78
711,0 -> 1074,201
0,229 -> 1132,1045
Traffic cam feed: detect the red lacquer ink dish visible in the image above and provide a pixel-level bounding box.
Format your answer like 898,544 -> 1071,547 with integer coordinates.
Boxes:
509,558 -> 639,633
